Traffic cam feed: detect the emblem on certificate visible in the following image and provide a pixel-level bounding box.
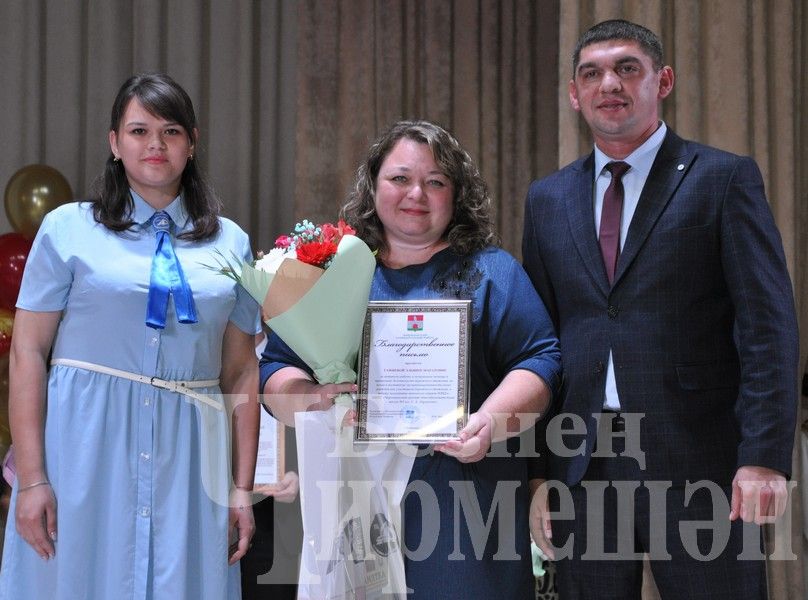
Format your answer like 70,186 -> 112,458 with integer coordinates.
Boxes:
355,300 -> 471,443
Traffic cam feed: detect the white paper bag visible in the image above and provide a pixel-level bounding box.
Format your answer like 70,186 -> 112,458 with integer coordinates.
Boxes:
295,405 -> 415,600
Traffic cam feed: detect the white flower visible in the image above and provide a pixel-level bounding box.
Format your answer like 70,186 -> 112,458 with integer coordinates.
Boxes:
254,247 -> 296,274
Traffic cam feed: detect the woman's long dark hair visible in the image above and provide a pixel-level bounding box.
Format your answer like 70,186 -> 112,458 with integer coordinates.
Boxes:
90,73 -> 220,240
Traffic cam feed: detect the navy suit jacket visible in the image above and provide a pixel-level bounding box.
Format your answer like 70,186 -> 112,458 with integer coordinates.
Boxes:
523,129 -> 798,487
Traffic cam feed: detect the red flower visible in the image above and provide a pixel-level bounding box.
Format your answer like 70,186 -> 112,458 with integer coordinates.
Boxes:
321,220 -> 356,245
295,241 -> 338,267
338,220 -> 356,237
275,235 -> 293,249
320,223 -> 339,244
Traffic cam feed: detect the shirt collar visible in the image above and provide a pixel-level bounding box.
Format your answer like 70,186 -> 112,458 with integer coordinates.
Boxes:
129,189 -> 191,231
594,121 -> 667,179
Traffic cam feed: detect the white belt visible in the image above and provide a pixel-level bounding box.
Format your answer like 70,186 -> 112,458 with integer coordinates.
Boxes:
50,358 -> 222,411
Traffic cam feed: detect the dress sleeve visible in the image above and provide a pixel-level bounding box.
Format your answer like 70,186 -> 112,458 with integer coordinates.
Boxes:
483,254 -> 561,482
487,255 -> 562,399
16,209 -> 73,312
228,232 -> 262,335
258,331 -> 312,392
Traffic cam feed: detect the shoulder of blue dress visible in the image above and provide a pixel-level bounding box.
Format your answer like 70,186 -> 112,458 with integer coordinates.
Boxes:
43,200 -> 94,226
467,245 -> 516,268
215,216 -> 251,240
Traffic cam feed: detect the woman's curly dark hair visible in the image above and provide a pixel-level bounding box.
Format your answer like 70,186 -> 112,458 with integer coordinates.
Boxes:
340,120 -> 499,257
90,72 -> 221,240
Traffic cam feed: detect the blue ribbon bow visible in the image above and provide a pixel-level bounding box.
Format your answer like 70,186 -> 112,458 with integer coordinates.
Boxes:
146,211 -> 198,329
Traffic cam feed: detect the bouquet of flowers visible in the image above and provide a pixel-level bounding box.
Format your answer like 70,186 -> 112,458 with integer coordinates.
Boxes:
213,220 -> 412,599
215,219 -> 373,385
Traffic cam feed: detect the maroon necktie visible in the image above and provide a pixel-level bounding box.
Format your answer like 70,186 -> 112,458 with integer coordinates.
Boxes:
599,161 -> 630,284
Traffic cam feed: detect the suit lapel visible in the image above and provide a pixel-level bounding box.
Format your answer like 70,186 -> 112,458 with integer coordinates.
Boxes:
565,153 -> 611,297
613,130 -> 694,287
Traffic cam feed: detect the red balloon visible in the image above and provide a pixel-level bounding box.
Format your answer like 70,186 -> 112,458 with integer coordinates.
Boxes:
0,233 -> 32,311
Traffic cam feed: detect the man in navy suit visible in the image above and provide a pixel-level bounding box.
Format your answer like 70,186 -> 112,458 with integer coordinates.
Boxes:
522,19 -> 798,599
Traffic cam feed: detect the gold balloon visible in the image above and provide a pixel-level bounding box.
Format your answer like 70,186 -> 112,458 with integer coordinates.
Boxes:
0,308 -> 11,357
4,164 -> 73,239
0,354 -> 9,448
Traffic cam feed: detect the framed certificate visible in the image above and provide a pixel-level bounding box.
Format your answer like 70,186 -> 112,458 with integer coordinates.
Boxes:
355,300 -> 471,444
253,408 -> 286,487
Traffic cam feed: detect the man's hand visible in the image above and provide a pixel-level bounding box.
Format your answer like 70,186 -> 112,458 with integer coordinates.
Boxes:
729,465 -> 788,524
529,478 -> 554,560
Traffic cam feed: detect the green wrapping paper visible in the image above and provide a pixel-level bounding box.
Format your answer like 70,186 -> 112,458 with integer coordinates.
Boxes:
265,235 -> 376,385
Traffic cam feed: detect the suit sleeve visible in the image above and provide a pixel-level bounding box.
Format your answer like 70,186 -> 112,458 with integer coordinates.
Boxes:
720,156 -> 799,476
522,182 -> 559,328
522,183 -> 564,481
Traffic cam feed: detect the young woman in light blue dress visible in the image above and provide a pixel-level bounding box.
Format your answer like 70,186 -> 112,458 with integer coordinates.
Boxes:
0,73 -> 261,600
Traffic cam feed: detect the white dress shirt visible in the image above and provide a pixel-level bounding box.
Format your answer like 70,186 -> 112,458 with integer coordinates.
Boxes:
594,122 -> 667,410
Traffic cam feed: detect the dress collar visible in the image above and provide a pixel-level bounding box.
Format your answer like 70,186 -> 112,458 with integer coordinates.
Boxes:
129,189 -> 191,231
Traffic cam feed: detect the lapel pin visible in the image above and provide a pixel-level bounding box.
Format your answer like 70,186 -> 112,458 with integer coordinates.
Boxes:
677,164 -> 684,171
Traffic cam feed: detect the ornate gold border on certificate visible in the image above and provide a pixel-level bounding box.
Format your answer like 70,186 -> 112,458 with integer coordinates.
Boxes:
355,300 -> 471,444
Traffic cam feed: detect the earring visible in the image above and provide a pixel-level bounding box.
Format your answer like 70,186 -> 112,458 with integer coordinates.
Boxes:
113,156 -> 120,162
188,154 -> 194,161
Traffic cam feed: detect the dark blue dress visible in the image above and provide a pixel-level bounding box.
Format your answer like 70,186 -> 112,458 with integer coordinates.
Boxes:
260,246 -> 561,599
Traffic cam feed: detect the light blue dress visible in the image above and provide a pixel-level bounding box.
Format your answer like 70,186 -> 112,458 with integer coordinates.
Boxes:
0,194 -> 260,600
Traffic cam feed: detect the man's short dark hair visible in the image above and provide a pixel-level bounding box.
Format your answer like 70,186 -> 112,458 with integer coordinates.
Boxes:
573,19 -> 664,74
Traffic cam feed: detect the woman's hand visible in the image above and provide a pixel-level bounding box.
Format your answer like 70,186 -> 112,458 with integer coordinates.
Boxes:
15,482 -> 57,560
434,411 -> 494,463
228,487 -> 256,565
254,471 -> 300,504
264,366 -> 357,426
305,382 -> 357,413
9,310 -> 61,561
